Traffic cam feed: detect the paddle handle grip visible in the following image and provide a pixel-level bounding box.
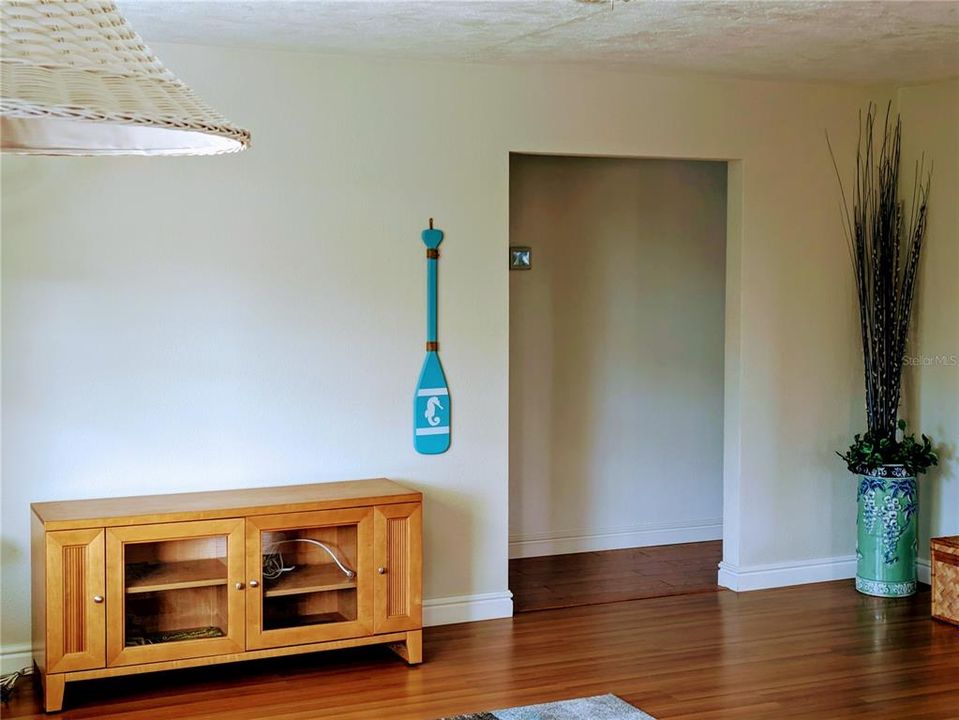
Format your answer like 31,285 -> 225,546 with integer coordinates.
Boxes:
426,250 -> 438,345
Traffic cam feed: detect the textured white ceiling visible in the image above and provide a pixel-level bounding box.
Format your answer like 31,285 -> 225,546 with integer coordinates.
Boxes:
119,0 -> 959,84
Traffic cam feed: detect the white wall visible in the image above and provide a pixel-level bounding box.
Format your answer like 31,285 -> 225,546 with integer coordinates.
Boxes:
1,40 -> 901,666
508,156 -> 726,558
899,79 -> 959,562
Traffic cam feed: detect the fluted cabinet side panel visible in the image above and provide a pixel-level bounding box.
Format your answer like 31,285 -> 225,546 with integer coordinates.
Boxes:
45,528 -> 105,674
62,545 -> 86,655
388,518 -> 409,618
373,503 -> 422,634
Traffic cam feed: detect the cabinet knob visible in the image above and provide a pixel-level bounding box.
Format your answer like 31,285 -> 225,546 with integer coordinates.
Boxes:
249,579 -> 259,588
235,582 -> 245,590
378,567 -> 387,575
93,595 -> 104,604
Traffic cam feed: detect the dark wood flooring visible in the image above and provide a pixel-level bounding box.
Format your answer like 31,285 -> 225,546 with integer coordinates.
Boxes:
7,581 -> 957,719
510,541 -> 723,612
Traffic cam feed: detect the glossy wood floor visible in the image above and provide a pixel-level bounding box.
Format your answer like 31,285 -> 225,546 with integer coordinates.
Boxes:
510,541 -> 722,612
7,581 -> 958,719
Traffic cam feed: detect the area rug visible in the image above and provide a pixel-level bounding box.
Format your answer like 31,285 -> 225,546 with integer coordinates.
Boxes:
438,694 -> 655,720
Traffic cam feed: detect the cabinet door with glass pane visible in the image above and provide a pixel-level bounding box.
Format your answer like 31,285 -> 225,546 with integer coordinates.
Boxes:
105,519 -> 246,666
245,508 -> 373,650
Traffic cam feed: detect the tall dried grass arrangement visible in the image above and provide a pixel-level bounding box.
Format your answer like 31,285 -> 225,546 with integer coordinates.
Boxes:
827,102 -> 931,443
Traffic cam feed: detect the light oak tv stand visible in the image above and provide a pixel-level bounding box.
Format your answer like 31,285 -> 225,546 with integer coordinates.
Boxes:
31,479 -> 423,712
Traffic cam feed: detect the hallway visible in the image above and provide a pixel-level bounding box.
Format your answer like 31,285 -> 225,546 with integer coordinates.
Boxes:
509,540 -> 722,613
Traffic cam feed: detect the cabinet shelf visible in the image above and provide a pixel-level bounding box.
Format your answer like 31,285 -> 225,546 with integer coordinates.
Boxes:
264,611 -> 349,630
263,564 -> 357,598
125,625 -> 225,646
125,559 -> 228,594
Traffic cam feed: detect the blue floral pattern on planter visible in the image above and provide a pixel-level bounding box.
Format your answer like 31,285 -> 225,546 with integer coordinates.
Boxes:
855,577 -> 916,597
856,470 -> 918,598
857,476 -> 884,533
881,494 -> 903,563
859,465 -> 912,479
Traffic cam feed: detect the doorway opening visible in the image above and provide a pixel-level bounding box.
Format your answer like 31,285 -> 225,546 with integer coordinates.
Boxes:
508,153 -> 727,612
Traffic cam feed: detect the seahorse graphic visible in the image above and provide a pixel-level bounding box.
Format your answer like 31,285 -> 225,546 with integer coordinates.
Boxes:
425,396 -> 444,426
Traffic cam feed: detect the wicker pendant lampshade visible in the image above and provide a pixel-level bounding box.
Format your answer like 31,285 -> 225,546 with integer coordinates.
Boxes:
1,0 -> 250,156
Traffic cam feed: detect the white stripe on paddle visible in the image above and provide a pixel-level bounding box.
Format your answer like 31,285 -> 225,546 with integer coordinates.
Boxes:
417,388 -> 449,397
415,426 -> 450,436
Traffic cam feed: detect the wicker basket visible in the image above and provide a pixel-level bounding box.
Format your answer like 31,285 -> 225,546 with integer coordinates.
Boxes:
931,536 -> 959,625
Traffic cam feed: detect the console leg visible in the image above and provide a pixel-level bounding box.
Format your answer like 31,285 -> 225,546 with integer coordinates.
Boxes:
389,629 -> 422,664
43,673 -> 66,713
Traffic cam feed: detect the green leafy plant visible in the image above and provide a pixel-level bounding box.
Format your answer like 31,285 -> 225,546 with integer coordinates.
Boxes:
838,419 -> 938,476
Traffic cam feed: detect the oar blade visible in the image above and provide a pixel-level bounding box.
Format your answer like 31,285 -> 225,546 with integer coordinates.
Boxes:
414,352 -> 450,454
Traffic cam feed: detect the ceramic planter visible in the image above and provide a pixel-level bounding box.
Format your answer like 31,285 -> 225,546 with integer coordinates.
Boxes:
856,466 -> 918,597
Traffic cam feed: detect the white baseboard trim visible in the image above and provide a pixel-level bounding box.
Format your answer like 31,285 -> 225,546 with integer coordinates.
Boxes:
719,555 -> 935,592
718,555 -> 857,591
1,642 -> 32,675
509,518 -> 723,559
423,591 -> 514,626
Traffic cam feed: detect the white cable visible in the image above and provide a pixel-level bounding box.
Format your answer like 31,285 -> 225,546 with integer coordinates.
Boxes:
262,539 -> 355,580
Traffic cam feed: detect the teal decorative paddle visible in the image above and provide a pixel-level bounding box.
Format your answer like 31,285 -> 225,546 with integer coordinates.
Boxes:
414,219 -> 450,454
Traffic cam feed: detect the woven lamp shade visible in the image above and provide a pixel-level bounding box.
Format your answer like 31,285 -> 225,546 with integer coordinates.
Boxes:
1,0 -> 250,156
